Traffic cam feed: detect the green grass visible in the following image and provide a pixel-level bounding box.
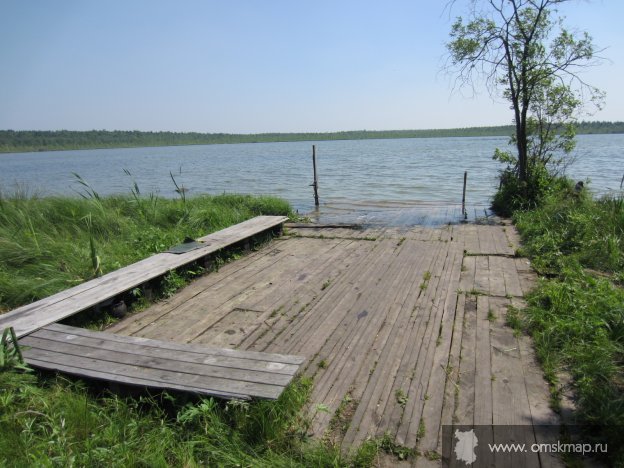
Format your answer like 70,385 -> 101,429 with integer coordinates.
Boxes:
0,369 -> 357,466
0,190 -> 290,312
511,179 -> 624,464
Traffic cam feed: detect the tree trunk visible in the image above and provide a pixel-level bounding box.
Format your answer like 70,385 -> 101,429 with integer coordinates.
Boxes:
517,119 -> 528,182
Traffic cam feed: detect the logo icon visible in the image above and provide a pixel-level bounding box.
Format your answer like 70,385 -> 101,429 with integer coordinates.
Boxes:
454,429 -> 478,464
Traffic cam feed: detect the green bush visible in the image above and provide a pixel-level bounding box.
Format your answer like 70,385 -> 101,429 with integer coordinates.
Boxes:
491,164 -> 568,217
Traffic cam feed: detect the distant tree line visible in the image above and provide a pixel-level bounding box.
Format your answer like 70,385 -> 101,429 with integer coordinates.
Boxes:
1,121 -> 622,153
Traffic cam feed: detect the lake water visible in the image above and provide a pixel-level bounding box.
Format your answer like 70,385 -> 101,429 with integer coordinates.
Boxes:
1,134 -> 623,225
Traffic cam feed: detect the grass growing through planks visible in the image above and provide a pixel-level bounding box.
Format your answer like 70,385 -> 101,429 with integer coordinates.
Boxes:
0,189 -> 291,312
395,389 -> 408,408
419,271 -> 431,291
511,179 -> 624,464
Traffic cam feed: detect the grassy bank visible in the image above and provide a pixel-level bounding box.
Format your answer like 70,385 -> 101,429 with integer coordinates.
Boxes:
0,191 -> 391,466
510,180 -> 624,463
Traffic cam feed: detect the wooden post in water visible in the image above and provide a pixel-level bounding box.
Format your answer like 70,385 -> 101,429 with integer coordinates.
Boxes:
462,171 -> 468,220
312,145 -> 319,207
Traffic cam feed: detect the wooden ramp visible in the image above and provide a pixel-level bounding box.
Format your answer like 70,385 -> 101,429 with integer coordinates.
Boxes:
109,221 -> 561,465
0,216 -> 287,338
19,323 -> 303,400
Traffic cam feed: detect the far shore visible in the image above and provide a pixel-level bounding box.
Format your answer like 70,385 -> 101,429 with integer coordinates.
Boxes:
2,122 -> 623,154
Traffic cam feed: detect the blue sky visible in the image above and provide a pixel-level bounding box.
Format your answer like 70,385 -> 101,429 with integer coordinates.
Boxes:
1,0 -> 622,133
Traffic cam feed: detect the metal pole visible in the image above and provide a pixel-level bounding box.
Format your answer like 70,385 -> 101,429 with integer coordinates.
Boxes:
312,145 -> 319,207
462,171 -> 467,220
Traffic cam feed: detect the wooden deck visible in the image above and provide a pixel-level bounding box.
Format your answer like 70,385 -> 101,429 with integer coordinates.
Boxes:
19,323 -> 303,400
1,215 -> 287,338
109,221 -> 561,465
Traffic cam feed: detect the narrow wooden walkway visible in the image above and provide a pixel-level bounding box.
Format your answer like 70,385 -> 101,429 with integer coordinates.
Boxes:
1,216 -> 287,338
110,221 -> 561,465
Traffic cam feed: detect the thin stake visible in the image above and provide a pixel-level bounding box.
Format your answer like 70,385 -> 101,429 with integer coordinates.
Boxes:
312,145 -> 319,207
462,171 -> 468,220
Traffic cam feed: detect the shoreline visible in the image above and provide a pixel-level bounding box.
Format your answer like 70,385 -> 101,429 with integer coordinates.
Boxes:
2,122 -> 623,154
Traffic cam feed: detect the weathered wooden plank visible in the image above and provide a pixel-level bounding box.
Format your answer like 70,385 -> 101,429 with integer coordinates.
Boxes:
490,297 -> 534,423
499,257 -> 525,298
24,358 -> 249,400
460,224 -> 480,254
487,255 -> 507,297
20,323 -> 303,400
345,239 -> 448,447
42,323 -> 304,365
458,255 -> 476,294
339,240 -> 442,445
26,326 -> 301,375
440,293 -> 465,430
23,347 -> 285,399
376,240 -> 447,439
473,256 -> 490,294
477,226 -> 495,255
489,296 -> 541,467
293,239 -> 397,359
416,253 -> 462,454
395,243 -> 462,444
396,253 -> 460,449
239,238 -> 352,315
1,216 -> 288,338
473,295 -> 493,425
309,237 -> 433,436
20,335 -> 294,387
232,238 -> 360,347
277,239 -> 397,356
245,236 -> 375,353
241,238 -> 366,352
112,232 -> 308,341
515,321 -> 562,467
453,295 -> 477,425
514,257 -> 538,295
411,245 -> 463,452
494,225 -> 515,256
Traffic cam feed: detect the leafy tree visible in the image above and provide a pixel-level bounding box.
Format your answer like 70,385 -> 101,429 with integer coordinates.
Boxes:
446,0 -> 604,211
